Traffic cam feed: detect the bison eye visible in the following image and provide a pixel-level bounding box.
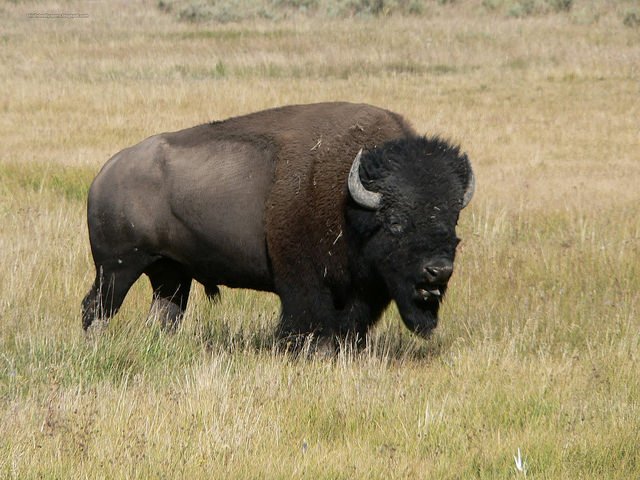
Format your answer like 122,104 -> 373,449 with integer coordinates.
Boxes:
390,222 -> 404,235
387,214 -> 407,235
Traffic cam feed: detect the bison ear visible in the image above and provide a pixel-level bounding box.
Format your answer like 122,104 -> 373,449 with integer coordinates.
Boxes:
461,154 -> 475,209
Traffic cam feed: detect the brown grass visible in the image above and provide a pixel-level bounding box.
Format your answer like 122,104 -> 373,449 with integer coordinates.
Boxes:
1,1 -> 639,478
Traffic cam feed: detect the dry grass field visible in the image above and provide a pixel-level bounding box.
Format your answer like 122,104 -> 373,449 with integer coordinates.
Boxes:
1,0 -> 639,478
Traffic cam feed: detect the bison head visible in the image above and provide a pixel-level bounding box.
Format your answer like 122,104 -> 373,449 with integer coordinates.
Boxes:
346,137 -> 475,336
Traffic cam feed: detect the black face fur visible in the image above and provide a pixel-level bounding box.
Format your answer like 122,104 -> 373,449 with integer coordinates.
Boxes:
346,136 -> 473,336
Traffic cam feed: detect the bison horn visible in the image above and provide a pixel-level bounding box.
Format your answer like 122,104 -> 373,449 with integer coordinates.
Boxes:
462,162 -> 475,209
348,149 -> 382,210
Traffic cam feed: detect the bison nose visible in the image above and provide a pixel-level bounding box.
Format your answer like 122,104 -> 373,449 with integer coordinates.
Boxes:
422,260 -> 453,285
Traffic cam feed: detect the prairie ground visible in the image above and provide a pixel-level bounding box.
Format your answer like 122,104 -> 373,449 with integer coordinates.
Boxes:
0,1 -> 639,478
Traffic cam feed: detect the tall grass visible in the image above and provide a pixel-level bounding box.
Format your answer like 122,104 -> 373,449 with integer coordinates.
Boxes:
1,1 -> 639,478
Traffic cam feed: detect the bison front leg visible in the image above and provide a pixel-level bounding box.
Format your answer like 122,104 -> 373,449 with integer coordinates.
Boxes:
275,288 -> 339,353
275,289 -> 386,354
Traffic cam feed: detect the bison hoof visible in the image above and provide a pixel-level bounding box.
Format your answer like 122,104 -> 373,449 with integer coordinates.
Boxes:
147,298 -> 185,331
84,318 -> 109,338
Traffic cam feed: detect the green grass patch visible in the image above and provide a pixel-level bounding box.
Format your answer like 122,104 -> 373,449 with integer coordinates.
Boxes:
0,162 -> 95,202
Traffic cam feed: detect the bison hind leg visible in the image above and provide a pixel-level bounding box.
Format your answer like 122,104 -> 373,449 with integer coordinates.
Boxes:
82,254 -> 155,330
82,281 -> 102,330
145,258 -> 192,330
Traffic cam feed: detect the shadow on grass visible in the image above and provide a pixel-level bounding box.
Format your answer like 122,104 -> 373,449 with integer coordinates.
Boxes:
188,305 -> 452,364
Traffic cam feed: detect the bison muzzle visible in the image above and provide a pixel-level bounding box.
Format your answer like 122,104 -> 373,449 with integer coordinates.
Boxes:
82,102 -> 475,347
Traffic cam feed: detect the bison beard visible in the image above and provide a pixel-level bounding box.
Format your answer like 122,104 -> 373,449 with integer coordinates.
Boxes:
82,102 -> 474,350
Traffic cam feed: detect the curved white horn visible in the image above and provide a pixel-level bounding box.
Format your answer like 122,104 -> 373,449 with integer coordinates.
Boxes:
348,149 -> 382,210
462,166 -> 475,209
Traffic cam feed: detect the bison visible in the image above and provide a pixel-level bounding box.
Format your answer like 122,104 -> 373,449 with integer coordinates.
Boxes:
82,102 -> 474,347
